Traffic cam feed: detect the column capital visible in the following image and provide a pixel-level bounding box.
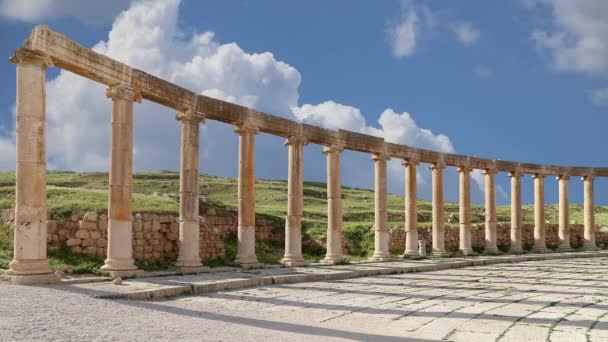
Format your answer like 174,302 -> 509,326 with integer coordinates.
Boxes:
106,84 -> 142,103
508,171 -> 523,178
401,158 -> 419,167
556,174 -> 570,181
371,152 -> 391,162
456,166 -> 471,174
429,162 -> 445,171
234,122 -> 259,135
176,109 -> 205,124
284,135 -> 308,146
322,144 -> 343,155
9,48 -> 53,68
532,173 -> 546,179
581,175 -> 594,182
482,168 -> 496,176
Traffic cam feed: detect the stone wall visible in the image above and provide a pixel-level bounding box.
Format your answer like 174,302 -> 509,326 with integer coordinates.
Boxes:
388,223 -> 608,254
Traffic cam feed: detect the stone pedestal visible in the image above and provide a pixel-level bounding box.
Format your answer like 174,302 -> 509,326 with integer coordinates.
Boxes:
402,159 -> 419,257
582,176 -> 597,251
234,123 -> 260,267
457,167 -> 473,255
102,85 -> 143,279
282,136 -> 308,267
6,49 -> 59,285
321,145 -> 346,265
370,153 -> 392,262
509,171 -> 523,254
430,163 -> 446,256
175,111 -> 208,273
532,174 -> 546,253
557,175 -> 572,252
483,169 -> 499,254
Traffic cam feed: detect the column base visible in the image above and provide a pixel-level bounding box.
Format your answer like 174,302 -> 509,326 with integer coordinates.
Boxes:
532,247 -> 547,254
509,248 -> 523,254
176,256 -> 203,268
402,250 -> 420,258
234,254 -> 258,265
460,248 -> 474,255
368,256 -> 393,262
4,272 -> 60,285
484,249 -> 501,255
431,250 -> 447,257
102,258 -> 143,279
558,245 -> 572,252
179,266 -> 209,274
581,243 -> 597,251
282,256 -> 308,267
320,256 -> 347,265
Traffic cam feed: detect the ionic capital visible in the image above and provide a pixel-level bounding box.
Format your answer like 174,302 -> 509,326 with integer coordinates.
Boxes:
556,174 -> 570,181
234,122 -> 259,135
176,110 -> 205,124
456,166 -> 471,174
532,173 -> 546,180
581,175 -> 594,182
371,152 -> 391,162
508,171 -> 523,178
106,84 -> 142,103
9,48 -> 53,68
482,168 -> 496,176
429,162 -> 445,171
284,135 -> 308,147
322,144 -> 343,155
401,158 -> 419,167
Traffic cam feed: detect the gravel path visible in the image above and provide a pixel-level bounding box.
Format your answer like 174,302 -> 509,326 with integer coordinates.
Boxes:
2,258 -> 608,341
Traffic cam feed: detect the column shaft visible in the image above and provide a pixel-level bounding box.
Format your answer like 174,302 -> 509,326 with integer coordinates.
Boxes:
7,48 -> 57,284
282,136 -> 307,266
483,170 -> 498,253
322,145 -> 345,264
234,124 -> 259,265
430,163 -> 446,256
458,167 -> 472,254
102,85 -> 142,278
557,175 -> 571,251
403,159 -> 419,256
370,153 -> 391,261
509,172 -> 523,253
583,176 -> 596,250
533,174 -> 546,253
176,112 -> 206,272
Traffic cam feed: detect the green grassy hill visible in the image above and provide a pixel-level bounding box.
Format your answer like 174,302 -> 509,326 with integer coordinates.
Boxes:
0,171 -> 606,230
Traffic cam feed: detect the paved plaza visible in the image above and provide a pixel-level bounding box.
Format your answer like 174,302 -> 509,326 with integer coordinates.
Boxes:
2,257 -> 608,341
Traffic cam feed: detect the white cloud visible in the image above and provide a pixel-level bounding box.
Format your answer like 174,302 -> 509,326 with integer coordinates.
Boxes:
530,0 -> 608,74
473,65 -> 495,78
0,0 -> 130,24
590,88 -> 608,106
386,1 -> 420,58
452,22 -> 480,45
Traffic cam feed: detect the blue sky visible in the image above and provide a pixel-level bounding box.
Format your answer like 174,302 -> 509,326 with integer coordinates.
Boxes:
0,0 -> 607,207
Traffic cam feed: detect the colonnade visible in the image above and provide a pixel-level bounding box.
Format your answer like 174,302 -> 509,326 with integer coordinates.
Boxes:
6,37 -> 601,285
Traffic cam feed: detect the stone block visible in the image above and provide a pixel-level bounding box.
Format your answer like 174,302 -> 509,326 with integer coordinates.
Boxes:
167,232 -> 178,241
83,211 -> 98,222
159,215 -> 170,223
79,220 -> 97,230
152,221 -> 161,232
76,230 -> 90,239
82,239 -> 95,247
66,238 -> 81,247
134,245 -> 144,253
90,231 -> 102,240
134,232 -> 144,240
96,247 -> 105,257
143,221 -> 152,233
170,222 -> 178,233
96,238 -> 107,247
133,220 -> 143,232
85,246 -> 97,255
71,246 -> 82,254
97,220 -> 108,230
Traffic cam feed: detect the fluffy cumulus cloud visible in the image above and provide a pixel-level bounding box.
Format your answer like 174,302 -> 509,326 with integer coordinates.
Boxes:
0,0 -> 130,24
530,0 -> 608,75
386,1 -> 421,58
2,0 -> 467,199
452,22 -> 480,45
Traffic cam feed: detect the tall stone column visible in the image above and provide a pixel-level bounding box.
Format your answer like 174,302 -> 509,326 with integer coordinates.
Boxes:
6,48 -> 58,285
508,171 -> 523,253
557,175 -> 572,251
430,163 -> 446,256
532,174 -> 546,253
175,111 -> 207,273
102,84 -> 143,278
483,169 -> 499,254
582,175 -> 596,250
457,166 -> 473,255
322,145 -> 345,264
402,158 -> 419,257
282,136 -> 308,266
234,123 -> 260,266
370,153 -> 392,261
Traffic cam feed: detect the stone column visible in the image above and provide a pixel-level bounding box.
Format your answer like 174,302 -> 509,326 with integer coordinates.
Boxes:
175,111 -> 208,273
102,85 -> 143,278
557,175 -> 572,251
402,158 -> 419,257
430,163 -> 446,256
532,174 -> 546,253
370,153 -> 392,261
234,123 -> 260,267
582,175 -> 597,250
282,136 -> 308,266
457,166 -> 473,255
508,171 -> 523,253
322,145 -> 345,264
483,169 -> 499,254
6,48 -> 58,285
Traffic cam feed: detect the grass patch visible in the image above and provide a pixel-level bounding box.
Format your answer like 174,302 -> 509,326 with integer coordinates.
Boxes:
48,244 -> 106,275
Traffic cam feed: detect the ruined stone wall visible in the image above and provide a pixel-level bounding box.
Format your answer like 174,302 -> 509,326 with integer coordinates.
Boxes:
388,223 -> 608,254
